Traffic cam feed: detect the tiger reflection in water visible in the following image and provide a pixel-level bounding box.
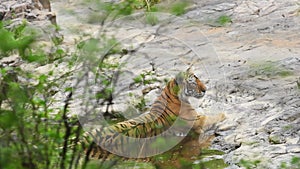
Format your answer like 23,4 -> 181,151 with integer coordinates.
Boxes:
82,67 -> 226,165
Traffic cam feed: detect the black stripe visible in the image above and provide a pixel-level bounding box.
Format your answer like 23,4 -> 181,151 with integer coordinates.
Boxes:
165,92 -> 176,103
144,115 -> 153,122
120,124 -> 126,128
148,113 -> 159,120
161,92 -> 168,101
129,121 -> 136,125
153,99 -> 167,107
160,113 -> 173,126
165,90 -> 180,104
166,105 -> 177,116
151,105 -> 165,112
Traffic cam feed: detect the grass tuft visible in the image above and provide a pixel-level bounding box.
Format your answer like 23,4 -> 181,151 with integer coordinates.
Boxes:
217,15 -> 232,26
170,1 -> 189,16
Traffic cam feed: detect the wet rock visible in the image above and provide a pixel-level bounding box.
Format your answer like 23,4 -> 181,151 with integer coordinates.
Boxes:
211,136 -> 241,153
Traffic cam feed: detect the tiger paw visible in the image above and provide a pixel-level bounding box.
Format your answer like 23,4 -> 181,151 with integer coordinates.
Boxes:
217,112 -> 226,122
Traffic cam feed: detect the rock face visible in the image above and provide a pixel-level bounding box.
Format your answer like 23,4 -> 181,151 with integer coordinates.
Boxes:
21,0 -> 300,168
0,0 -> 56,25
0,0 -> 62,77
210,57 -> 300,168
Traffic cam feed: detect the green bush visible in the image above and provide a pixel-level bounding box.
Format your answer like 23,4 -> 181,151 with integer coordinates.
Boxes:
0,20 -> 84,169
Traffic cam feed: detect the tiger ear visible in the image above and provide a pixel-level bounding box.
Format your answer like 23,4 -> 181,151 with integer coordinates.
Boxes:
186,65 -> 194,75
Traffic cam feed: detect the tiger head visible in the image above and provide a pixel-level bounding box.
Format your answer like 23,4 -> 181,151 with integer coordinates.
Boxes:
175,67 -> 206,102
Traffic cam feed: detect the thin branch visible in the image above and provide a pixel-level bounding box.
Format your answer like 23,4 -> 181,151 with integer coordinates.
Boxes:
69,123 -> 82,169
59,91 -> 73,169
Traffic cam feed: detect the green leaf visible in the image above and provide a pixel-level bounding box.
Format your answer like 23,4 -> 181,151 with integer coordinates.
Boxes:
17,35 -> 36,55
12,21 -> 27,38
133,75 -> 143,83
64,87 -> 73,92
291,156 -> 300,165
38,74 -> 48,85
0,26 -> 18,53
0,110 -> 17,128
0,21 -> 36,56
7,82 -> 28,103
116,0 -> 135,16
32,97 -> 46,106
25,53 -> 48,63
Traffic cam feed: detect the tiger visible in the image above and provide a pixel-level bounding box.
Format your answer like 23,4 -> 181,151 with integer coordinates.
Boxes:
81,67 -> 226,162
